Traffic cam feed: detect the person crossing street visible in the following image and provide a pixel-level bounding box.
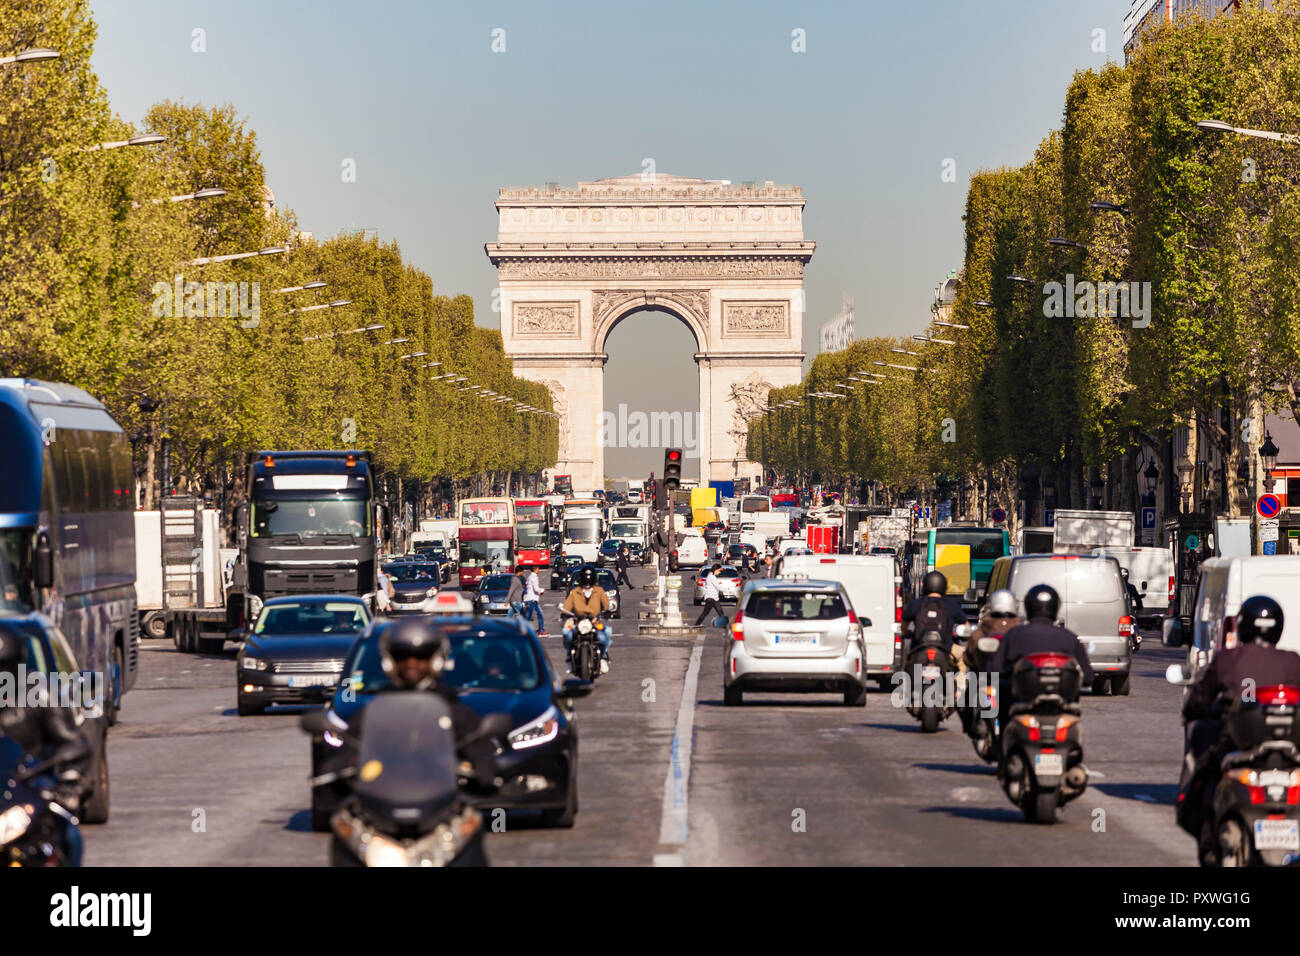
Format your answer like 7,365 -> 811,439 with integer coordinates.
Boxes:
695,564 -> 727,627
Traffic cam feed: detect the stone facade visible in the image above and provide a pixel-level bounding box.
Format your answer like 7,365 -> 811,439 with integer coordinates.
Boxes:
486,175 -> 813,490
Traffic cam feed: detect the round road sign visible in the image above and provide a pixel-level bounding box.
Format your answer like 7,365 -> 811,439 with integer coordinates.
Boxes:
991,507 -> 1006,523
1185,534 -> 1202,552
1258,494 -> 1282,519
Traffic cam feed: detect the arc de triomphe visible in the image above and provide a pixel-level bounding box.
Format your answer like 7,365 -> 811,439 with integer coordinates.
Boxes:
485,175 -> 814,491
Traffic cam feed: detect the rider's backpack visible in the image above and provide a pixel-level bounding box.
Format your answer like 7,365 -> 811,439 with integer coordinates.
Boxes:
915,595 -> 950,642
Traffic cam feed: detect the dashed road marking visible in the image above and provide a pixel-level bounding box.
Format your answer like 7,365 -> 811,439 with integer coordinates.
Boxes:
655,636 -> 704,864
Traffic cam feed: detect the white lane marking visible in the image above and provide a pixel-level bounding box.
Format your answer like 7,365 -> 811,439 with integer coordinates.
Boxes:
656,636 -> 704,863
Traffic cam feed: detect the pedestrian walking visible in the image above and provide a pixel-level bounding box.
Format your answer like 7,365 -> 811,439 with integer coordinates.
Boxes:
524,564 -> 547,634
695,564 -> 726,627
615,544 -> 632,588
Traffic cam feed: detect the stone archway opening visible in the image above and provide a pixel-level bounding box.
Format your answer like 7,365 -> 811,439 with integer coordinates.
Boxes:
601,306 -> 702,485
487,174 -> 815,490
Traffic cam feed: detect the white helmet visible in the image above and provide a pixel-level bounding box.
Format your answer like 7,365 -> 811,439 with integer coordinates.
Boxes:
983,589 -> 1019,619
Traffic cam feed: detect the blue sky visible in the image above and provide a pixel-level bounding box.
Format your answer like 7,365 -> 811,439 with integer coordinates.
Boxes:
92,0 -> 1131,478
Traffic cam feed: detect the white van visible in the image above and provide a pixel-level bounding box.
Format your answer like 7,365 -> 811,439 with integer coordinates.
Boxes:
676,533 -> 708,569
777,554 -> 901,687
1179,556 -> 1300,681
1092,546 -> 1173,626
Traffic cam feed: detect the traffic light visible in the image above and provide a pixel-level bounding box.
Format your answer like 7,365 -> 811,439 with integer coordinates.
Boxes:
663,448 -> 682,492
653,479 -> 666,511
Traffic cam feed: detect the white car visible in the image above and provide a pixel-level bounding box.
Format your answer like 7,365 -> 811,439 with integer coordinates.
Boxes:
724,579 -> 868,707
693,566 -> 743,604
676,533 -> 707,568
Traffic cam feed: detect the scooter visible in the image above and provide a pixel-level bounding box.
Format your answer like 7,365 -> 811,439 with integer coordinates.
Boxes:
998,653 -> 1089,823
0,738 -> 82,867
959,633 -> 1003,763
303,696 -> 511,867
565,613 -> 609,682
904,630 -> 955,733
1208,684 -> 1300,866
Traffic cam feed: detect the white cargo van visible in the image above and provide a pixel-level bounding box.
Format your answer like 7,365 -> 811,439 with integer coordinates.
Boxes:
676,533 -> 707,568
777,553 -> 902,687
1093,545 -> 1173,626
1176,556 -> 1300,681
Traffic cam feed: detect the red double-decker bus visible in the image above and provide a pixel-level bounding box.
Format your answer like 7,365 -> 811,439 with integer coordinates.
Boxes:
513,499 -> 550,569
457,498 -> 514,588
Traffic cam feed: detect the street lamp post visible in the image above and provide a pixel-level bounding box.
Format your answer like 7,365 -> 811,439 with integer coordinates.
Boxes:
1197,118 -> 1299,146
0,48 -> 60,67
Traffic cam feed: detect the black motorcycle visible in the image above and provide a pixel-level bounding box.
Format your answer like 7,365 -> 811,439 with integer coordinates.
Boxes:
997,653 -> 1089,823
959,633 -> 1003,763
904,630 -> 954,733
565,613 -> 608,682
1205,684 -> 1300,867
303,695 -> 511,867
0,737 -> 82,867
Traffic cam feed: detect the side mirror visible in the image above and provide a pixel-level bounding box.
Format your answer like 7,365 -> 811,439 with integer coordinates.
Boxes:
954,623 -> 973,639
976,637 -> 1001,654
300,710 -> 330,735
560,678 -> 594,698
1165,663 -> 1190,686
33,532 -> 54,589
1162,616 -> 1187,648
859,617 -> 872,629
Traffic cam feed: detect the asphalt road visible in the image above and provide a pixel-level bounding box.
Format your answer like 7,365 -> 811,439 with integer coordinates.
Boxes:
85,563 -> 1195,866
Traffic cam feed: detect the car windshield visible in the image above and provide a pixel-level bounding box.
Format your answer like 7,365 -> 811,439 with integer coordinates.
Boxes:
385,564 -> 439,582
600,540 -> 622,552
251,497 -> 370,538
346,626 -> 544,694
480,575 -> 514,591
746,591 -> 847,620
255,601 -> 369,634
595,570 -> 617,589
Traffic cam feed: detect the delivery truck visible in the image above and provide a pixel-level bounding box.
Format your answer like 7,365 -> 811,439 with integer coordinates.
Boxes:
1051,509 -> 1135,554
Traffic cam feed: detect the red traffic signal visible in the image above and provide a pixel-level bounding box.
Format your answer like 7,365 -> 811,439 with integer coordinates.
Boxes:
663,448 -> 682,490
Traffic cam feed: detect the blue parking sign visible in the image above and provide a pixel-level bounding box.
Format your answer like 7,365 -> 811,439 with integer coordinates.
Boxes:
1264,541 -> 1278,556
1141,507 -> 1156,530
1044,509 -> 1055,527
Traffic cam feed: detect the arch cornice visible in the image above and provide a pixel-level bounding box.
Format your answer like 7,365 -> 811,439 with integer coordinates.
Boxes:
591,290 -> 709,354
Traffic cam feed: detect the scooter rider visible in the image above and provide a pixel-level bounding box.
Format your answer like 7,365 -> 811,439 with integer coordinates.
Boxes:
1178,595 -> 1300,862
0,625 -> 92,865
321,617 -> 497,789
561,566 -> 611,674
964,588 -> 1021,674
902,571 -> 969,653
990,584 -> 1093,719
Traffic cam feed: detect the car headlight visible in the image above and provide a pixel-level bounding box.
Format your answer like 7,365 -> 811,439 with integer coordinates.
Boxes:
479,594 -> 490,603
0,804 -> 32,843
426,587 -> 438,598
509,705 -> 560,750
241,656 -> 267,671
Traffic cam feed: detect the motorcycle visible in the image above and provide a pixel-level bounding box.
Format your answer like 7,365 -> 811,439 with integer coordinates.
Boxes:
565,613 -> 608,682
904,629 -> 955,733
997,653 -> 1089,823
303,696 -> 511,867
959,633 -> 1003,763
1206,684 -> 1300,867
0,737 -> 82,867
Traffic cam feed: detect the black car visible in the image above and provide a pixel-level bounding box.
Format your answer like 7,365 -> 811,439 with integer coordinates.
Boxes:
236,596 -> 371,715
0,613 -> 110,824
309,616 -> 591,830
565,565 -> 622,619
625,540 -> 647,565
551,554 -> 585,590
383,561 -> 442,612
413,545 -> 452,581
476,573 -> 516,615
597,538 -> 624,566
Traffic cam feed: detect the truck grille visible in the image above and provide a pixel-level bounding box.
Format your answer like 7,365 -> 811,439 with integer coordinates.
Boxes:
264,569 -> 359,595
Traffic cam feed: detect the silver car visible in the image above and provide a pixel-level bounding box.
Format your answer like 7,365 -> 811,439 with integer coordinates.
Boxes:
985,554 -> 1134,695
693,566 -> 743,604
723,579 -> 868,707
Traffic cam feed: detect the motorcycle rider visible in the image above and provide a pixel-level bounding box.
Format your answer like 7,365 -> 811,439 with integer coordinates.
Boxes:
989,584 -> 1093,720
561,566 -> 611,674
902,571 -> 969,652
1177,595 -> 1300,862
0,625 -> 92,865
957,589 -> 1021,738
320,617 -> 497,789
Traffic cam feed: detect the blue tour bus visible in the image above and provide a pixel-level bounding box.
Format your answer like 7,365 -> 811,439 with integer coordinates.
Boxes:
0,380 -> 139,721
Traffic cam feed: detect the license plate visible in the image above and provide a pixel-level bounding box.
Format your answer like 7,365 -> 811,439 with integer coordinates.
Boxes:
1254,819 -> 1300,850
1034,753 -> 1063,777
773,634 -> 817,645
288,675 -> 333,688
921,665 -> 942,680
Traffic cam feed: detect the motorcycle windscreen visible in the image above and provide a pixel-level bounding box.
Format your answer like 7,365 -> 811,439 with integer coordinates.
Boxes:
353,693 -> 459,823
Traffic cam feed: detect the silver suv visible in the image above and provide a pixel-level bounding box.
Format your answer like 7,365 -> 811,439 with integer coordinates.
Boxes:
723,579 -> 868,707
985,554 -> 1134,695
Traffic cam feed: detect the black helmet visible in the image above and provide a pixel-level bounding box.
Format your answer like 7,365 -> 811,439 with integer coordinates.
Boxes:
577,566 -> 597,588
1023,584 -> 1061,621
0,625 -> 27,673
379,617 -> 450,687
1237,595 -> 1284,646
922,571 -> 948,596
